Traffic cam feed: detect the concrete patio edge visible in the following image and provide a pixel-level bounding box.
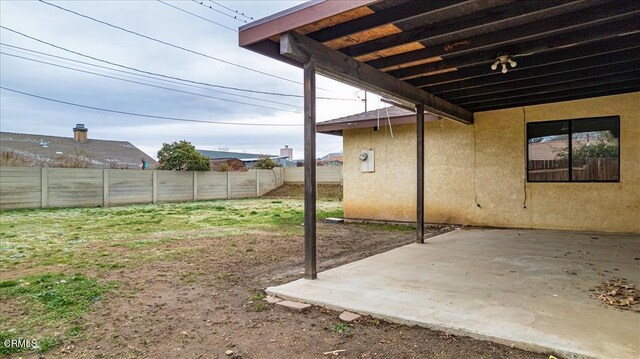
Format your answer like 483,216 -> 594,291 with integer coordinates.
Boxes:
266,284 -> 585,359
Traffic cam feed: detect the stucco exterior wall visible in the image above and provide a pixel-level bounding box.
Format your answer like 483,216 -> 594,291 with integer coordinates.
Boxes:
342,92 -> 640,233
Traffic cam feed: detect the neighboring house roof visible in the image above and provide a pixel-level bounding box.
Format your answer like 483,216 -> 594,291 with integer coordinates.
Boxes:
527,140 -> 567,161
318,152 -> 343,163
317,106 -> 439,136
528,139 -> 601,160
0,132 -> 156,169
196,149 -> 279,160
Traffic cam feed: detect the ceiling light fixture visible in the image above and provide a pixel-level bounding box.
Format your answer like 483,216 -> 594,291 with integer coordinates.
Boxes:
490,55 -> 517,74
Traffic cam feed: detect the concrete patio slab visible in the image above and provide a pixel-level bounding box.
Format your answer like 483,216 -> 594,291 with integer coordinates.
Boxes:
267,229 -> 640,359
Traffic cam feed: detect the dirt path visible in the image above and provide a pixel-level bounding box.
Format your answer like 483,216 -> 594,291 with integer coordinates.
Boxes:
16,222 -> 544,359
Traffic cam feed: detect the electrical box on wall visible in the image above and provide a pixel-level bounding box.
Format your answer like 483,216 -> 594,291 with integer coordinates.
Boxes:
360,149 -> 375,173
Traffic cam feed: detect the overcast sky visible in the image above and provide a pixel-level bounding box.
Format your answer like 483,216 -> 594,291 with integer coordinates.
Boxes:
0,0 -> 383,160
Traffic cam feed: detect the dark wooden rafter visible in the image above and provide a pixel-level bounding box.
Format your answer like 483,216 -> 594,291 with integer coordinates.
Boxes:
442,60 -> 640,101
307,0 -> 469,43
340,0 -> 592,58
426,48 -> 640,94
238,0 -> 376,46
389,17 -> 640,80
279,32 -> 474,124
469,83 -> 640,112
407,33 -> 640,88
366,1 -> 640,70
457,71 -> 640,107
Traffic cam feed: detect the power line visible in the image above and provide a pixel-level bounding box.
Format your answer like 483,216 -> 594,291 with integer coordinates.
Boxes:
192,0 -> 246,23
208,1 -> 254,21
156,0 -> 237,32
0,29 -> 357,101
0,87 -> 303,127
1,51 -> 302,113
38,0 -> 300,85
0,42 -> 302,109
0,43 -> 304,109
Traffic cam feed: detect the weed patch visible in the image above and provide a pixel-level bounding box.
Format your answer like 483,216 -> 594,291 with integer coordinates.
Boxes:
0,273 -> 114,354
331,323 -> 351,334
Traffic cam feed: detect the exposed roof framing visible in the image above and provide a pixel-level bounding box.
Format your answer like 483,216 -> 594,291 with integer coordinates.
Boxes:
240,0 -> 640,117
280,32 -> 474,123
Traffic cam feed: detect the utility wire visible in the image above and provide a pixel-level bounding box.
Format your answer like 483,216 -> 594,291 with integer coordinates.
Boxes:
208,1 -> 254,21
0,43 -> 303,108
192,0 -> 246,23
0,30 -> 357,101
0,87 -> 303,127
38,0 -> 300,85
156,0 -> 236,32
2,45 -> 301,109
1,52 -> 301,113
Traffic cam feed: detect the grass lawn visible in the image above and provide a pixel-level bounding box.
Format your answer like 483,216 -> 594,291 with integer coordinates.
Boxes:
0,198 -> 342,356
0,199 -> 342,272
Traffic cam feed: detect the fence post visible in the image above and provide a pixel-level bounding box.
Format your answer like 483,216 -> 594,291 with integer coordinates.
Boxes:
103,169 -> 109,208
227,171 -> 231,199
152,170 -> 158,204
40,167 -> 48,208
256,170 -> 260,198
193,171 -> 198,201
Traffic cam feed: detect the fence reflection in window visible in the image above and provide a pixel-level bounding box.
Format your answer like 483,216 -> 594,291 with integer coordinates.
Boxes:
527,117 -> 620,182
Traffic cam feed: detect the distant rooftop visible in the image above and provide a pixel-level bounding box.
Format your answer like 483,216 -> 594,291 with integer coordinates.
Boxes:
196,149 -> 279,160
317,106 -> 439,136
0,131 -> 156,169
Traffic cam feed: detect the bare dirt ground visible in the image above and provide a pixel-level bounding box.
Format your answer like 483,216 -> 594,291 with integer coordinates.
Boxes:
19,224 -> 543,359
1,196 -> 546,359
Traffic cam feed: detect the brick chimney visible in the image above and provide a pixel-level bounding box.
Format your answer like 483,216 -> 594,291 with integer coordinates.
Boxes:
73,124 -> 88,143
280,145 -> 293,160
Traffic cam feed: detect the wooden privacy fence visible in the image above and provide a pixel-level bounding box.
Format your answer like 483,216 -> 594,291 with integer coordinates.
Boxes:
528,157 -> 618,181
0,167 -> 284,210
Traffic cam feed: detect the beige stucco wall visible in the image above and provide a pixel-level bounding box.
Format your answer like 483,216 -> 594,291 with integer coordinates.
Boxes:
342,92 -> 640,233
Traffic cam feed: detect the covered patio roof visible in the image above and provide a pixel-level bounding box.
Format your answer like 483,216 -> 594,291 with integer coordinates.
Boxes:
240,0 -> 640,121
239,0 -> 640,280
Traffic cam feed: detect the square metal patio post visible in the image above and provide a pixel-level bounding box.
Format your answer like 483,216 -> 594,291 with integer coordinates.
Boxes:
304,60 -> 317,279
416,104 -> 425,243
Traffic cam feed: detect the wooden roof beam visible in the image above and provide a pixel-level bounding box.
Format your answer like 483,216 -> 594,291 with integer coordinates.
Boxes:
279,32 -> 473,124
468,83 -> 640,112
441,60 -> 640,101
389,16 -> 640,80
340,0 -> 592,58
367,1 -> 640,70
426,48 -> 640,94
407,32 -> 640,88
238,0 -> 376,47
456,71 -> 640,107
308,0 -> 469,43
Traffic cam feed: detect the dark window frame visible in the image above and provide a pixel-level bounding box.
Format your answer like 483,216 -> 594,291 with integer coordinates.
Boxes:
526,116 -> 621,183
